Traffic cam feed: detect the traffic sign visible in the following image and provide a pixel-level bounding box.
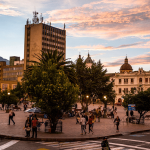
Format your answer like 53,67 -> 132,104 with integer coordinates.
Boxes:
128,104 -> 136,111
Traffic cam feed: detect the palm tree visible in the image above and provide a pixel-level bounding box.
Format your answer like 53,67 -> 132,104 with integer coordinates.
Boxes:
24,49 -> 77,85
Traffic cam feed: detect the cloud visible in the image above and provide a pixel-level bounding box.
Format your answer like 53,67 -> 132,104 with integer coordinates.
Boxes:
67,41 -> 150,51
45,0 -> 150,40
104,53 -> 150,67
0,3 -> 21,16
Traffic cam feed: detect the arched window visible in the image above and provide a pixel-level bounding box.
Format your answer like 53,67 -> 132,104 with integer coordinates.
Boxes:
139,78 -> 142,83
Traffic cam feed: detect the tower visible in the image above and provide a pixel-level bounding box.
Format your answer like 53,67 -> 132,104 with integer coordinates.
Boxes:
24,12 -> 66,70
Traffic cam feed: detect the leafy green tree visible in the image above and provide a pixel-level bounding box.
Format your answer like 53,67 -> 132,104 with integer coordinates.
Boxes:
24,50 -> 77,102
11,82 -> 24,101
0,90 -> 18,110
75,58 -> 115,112
23,50 -> 79,133
131,89 -> 150,123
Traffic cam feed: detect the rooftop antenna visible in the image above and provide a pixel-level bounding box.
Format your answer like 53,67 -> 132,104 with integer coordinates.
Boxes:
40,13 -> 43,23
64,23 -> 65,30
32,11 -> 39,24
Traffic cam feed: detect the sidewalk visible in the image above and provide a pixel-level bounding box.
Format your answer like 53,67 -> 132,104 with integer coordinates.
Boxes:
0,104 -> 150,141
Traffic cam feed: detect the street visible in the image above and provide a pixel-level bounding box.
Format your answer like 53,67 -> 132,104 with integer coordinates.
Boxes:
1,131 -> 150,150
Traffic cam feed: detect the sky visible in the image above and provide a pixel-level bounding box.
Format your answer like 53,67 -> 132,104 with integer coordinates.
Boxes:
0,0 -> 150,73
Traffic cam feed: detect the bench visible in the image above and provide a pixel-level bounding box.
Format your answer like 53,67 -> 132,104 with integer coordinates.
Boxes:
145,115 -> 150,119
13,107 -> 21,111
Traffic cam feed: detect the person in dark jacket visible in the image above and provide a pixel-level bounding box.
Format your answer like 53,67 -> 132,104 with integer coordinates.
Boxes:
84,114 -> 88,129
101,137 -> 110,150
114,116 -> 120,132
130,110 -> 134,116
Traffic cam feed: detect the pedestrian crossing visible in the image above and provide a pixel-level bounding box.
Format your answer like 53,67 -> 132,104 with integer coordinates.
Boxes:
35,140 -> 138,150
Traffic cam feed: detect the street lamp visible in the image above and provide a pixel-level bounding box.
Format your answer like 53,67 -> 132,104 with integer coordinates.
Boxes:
7,92 -> 10,110
103,95 -> 107,118
86,95 -> 89,112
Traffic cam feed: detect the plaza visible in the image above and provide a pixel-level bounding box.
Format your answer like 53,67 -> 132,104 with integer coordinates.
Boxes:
1,103 -> 150,141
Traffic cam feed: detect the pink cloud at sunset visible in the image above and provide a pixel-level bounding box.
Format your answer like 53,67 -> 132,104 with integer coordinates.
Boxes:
104,53 -> 150,67
67,41 -> 150,51
45,0 -> 150,39
0,3 -> 21,16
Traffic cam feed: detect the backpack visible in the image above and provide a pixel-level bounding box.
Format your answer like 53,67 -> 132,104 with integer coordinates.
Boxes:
13,112 -> 15,116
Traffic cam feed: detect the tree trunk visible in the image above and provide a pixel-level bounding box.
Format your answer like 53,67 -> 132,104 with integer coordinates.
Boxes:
50,119 -> 58,133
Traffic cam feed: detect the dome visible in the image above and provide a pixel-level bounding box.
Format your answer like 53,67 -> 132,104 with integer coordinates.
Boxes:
85,53 -> 93,64
120,57 -> 132,73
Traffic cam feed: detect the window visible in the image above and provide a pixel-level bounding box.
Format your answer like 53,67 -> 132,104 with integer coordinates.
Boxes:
27,49 -> 29,52
119,79 -> 121,84
131,78 -> 134,84
124,88 -> 128,94
139,78 -> 142,83
131,88 -> 135,94
124,79 -> 128,84
27,54 -> 29,57
145,78 -> 148,83
119,88 -> 121,94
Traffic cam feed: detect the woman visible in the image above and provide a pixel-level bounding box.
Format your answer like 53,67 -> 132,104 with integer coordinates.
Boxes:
25,117 -> 31,137
86,116 -> 94,134
114,116 -> 120,132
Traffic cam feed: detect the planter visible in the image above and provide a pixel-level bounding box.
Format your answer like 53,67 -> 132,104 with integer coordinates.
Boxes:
6,109 -> 9,113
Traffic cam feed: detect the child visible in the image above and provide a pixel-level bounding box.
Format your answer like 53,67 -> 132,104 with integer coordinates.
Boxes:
25,123 -> 31,137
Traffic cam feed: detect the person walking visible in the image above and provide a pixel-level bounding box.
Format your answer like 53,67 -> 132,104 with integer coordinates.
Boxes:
101,137 -> 110,150
114,116 -> 120,132
25,117 -> 31,137
86,116 -> 94,134
130,110 -> 134,116
80,115 -> 86,135
31,117 -> 38,138
8,109 -> 15,125
84,114 -> 88,129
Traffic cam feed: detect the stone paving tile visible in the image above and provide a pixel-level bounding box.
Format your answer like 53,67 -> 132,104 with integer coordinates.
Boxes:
0,103 -> 150,138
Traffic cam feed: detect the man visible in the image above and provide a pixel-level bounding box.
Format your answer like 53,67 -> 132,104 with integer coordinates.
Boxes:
114,116 -> 120,132
130,110 -> 134,116
101,137 -> 110,150
80,115 -> 86,135
31,117 -> 38,138
84,114 -> 88,129
8,109 -> 15,125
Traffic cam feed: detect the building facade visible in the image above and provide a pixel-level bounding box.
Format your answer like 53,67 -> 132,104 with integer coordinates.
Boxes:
84,54 -> 150,103
24,12 -> 66,70
10,56 -> 20,66
0,63 -> 24,91
109,57 -> 150,103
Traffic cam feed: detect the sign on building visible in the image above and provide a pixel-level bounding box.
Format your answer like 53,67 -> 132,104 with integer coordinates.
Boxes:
128,104 -> 136,111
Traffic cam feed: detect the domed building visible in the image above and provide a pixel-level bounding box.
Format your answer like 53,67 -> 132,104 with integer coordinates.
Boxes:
120,56 -> 133,73
85,52 -> 93,68
108,56 -> 150,104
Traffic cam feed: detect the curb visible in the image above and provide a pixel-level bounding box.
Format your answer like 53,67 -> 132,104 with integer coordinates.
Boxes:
0,134 -> 122,142
0,129 -> 149,142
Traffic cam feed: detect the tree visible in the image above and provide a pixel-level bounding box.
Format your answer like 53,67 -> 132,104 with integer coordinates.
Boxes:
0,90 -> 18,110
22,50 -> 79,133
23,50 -> 77,101
11,82 -> 24,101
75,58 -> 115,112
131,89 -> 150,123
122,88 -> 150,123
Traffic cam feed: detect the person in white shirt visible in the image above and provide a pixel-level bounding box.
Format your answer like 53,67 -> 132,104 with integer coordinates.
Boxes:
80,115 -> 86,135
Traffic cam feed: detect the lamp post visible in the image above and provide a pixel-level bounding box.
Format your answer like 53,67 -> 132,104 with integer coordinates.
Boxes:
7,92 -> 10,111
86,95 -> 89,112
103,95 -> 107,118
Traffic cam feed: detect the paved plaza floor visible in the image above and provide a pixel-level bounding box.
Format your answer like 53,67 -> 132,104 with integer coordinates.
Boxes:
0,103 -> 150,139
